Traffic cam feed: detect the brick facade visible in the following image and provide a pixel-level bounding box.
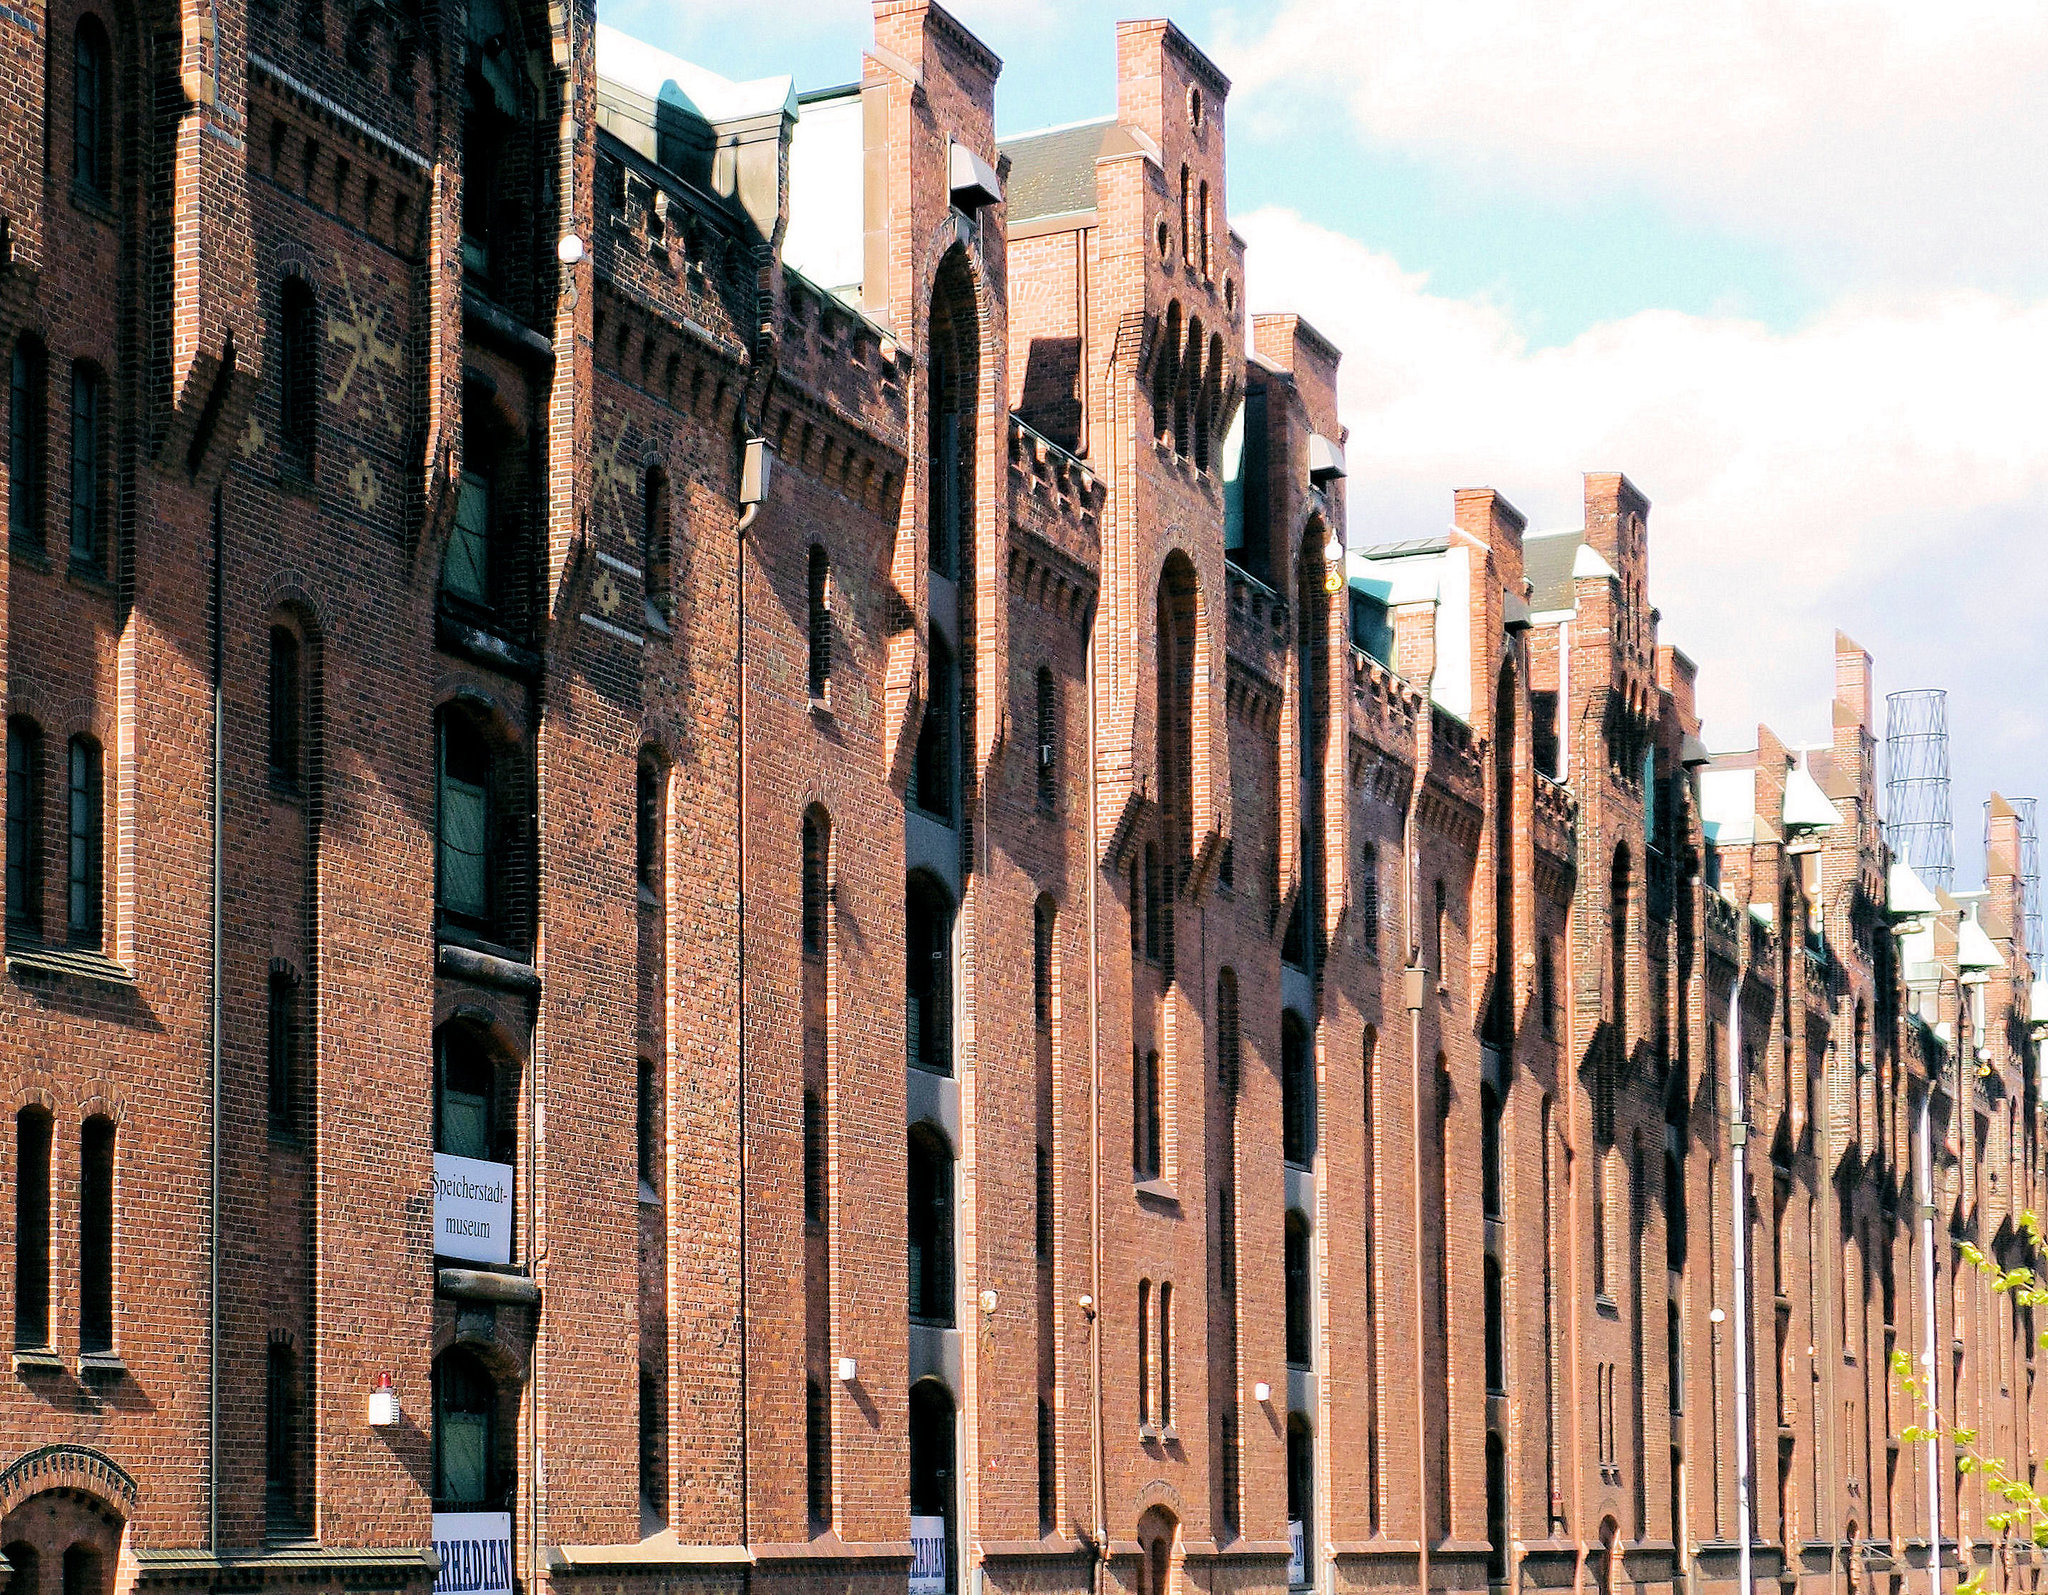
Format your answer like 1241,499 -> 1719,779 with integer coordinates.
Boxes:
1,8 -> 2040,1595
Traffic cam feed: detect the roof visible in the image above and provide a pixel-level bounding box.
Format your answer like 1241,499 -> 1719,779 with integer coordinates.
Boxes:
1358,535 -> 1447,560
1782,759 -> 1842,832
1699,766 -> 1756,846
998,118 -> 1125,223
596,24 -> 797,124
1888,860 -> 1940,919
1523,528 -> 1584,613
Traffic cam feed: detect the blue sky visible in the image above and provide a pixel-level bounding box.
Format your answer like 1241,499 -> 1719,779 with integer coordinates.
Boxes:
603,0 -> 2048,897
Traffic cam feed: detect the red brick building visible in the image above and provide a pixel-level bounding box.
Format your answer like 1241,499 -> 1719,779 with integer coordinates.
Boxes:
2,7 -> 2041,1595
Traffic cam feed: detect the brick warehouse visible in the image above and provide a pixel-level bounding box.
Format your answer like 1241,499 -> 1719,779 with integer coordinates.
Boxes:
2,2 -> 2045,1595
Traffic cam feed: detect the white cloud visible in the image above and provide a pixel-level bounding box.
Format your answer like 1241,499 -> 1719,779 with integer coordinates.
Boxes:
1219,0 -> 2048,284
1239,205 -> 2048,841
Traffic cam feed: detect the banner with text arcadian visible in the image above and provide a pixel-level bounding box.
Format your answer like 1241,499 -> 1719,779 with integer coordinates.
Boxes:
909,1516 -> 947,1595
434,1153 -> 513,1266
433,1513 -> 513,1595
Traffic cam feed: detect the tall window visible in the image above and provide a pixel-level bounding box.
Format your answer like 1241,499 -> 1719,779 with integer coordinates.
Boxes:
805,1374 -> 830,1526
908,1381 -> 958,1594
1033,896 -> 1056,1027
13,1106 -> 52,1348
1178,165 -> 1192,265
801,807 -> 828,957
68,364 -> 103,567
66,734 -> 102,947
1142,842 -> 1162,964
803,1089 -> 826,1225
436,712 -> 492,934
1539,937 -> 1557,1037
435,1028 -> 498,1163
806,544 -> 831,701
641,1367 -> 665,1517
443,469 -> 493,607
1035,667 -> 1057,811
906,872 -> 953,1074
432,1348 -> 498,1508
1136,1278 -> 1152,1425
6,719 -> 41,935
73,18 -> 110,198
1286,1416 -> 1314,1588
1156,1280 -> 1174,1429
1284,1209 -> 1312,1367
1218,1406 -> 1240,1538
1133,1049 -> 1162,1180
1217,968 -> 1239,1100
1037,1397 -> 1056,1532
280,277 -> 319,472
1035,1143 -> 1053,1259
266,1340 -> 301,1530
9,337 -> 46,551
637,1058 -> 657,1188
80,1115 -> 115,1353
1483,1256 -> 1506,1395
912,634 -> 956,820
908,1125 -> 955,1326
643,465 -> 671,615
268,628 -> 301,787
1481,1083 -> 1503,1219
1610,846 -> 1630,1056
928,252 -> 976,582
1282,1012 -> 1313,1167
636,758 -> 659,894
267,963 -> 298,1137
1486,1433 -> 1508,1586
1359,841 -> 1379,951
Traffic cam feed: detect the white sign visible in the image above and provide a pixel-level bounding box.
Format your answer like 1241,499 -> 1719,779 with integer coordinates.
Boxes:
434,1153 -> 513,1266
1288,1520 -> 1305,1588
909,1514 -> 947,1595
434,1512 -> 513,1595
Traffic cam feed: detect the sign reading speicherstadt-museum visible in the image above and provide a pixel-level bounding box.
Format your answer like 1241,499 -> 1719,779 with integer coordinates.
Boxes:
434,1152 -> 513,1266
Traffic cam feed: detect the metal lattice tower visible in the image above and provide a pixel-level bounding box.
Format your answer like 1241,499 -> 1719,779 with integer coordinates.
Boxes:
1885,688 -> 1954,892
1985,795 -> 2045,968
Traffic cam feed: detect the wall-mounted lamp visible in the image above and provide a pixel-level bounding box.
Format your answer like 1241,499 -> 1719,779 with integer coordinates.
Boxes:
1253,1381 -> 1272,1404
837,1356 -> 858,1384
556,233 -> 586,265
1708,1307 -> 1726,1325
368,1372 -> 400,1427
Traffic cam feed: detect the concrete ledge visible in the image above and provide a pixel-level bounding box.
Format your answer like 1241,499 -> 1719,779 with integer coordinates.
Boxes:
979,1538 -> 1089,1562
131,1546 -> 438,1588
548,1541 -> 752,1570
436,1267 -> 540,1306
751,1539 -> 913,1564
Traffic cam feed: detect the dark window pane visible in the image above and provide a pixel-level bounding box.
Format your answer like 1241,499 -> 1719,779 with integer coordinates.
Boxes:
80,1116 -> 114,1352
268,629 -> 301,784
10,339 -> 46,551
6,720 -> 41,934
66,736 -> 101,946
14,1107 -> 52,1347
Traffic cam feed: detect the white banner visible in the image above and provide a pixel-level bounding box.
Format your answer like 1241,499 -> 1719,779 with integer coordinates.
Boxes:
434,1153 -> 513,1266
909,1514 -> 947,1595
1288,1519 -> 1305,1587
433,1512 -> 513,1595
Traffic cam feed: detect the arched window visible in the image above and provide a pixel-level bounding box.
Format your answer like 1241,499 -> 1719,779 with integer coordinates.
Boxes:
1156,1280 -> 1173,1428
1035,667 -> 1057,811
1033,895 -> 1054,1028
1539,937 -> 1557,1037
1133,1049 -> 1162,1179
68,363 -> 104,567
908,1380 -> 957,1593
906,872 -> 954,1074
66,734 -> 102,947
435,1026 -> 500,1163
63,1544 -> 107,1595
73,17 -> 111,198
1178,165 -> 1192,265
927,251 -> 977,581
641,1367 -> 666,1517
1175,317 -> 1199,459
1282,1012 -> 1313,1167
912,632 -> 956,821
436,711 -> 494,934
1480,1083 -> 1503,1219
1153,303 -> 1181,446
5,1544 -> 40,1595
280,277 -> 319,473
13,1106 -> 52,1349
266,1338 -> 302,1531
78,1113 -> 115,1359
1483,1255 -> 1506,1395
1284,1209 -> 1312,1367
907,1124 -> 954,1325
636,756 -> 660,893
643,465 -> 671,616
10,336 -> 48,552
6,717 -> 42,935
443,468 -> 494,608
1490,665 -> 1516,1044
432,1348 -> 499,1508
1286,1414 -> 1313,1587
269,627 -> 302,787
267,961 -> 299,1137
461,0 -> 522,284
1136,1277 -> 1152,1425
805,1373 -> 830,1526
801,806 -> 829,957
806,544 -> 831,701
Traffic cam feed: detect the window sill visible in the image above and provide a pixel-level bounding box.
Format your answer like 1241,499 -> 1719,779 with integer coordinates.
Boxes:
437,608 -> 540,680
68,558 -> 116,596
8,540 -> 49,571
1134,1177 -> 1179,1209
269,773 -> 305,804
807,696 -> 834,723
12,1347 -> 63,1375
436,938 -> 540,995
639,1178 -> 659,1208
5,938 -> 135,986
79,1350 -> 126,1378
70,184 -> 117,225
638,883 -> 659,909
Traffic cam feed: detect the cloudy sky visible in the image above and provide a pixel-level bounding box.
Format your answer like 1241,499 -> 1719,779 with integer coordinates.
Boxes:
605,0 -> 2048,888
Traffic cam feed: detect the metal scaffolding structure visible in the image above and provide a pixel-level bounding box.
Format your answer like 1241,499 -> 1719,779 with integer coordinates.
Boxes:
1983,795 -> 2044,969
1885,688 -> 1954,893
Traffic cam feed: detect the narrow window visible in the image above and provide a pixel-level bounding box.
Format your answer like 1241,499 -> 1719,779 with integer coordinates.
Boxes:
1282,1012 -> 1313,1167
1486,1433 -> 1508,1584
806,1374 -> 830,1525
1178,165 -> 1192,265
1136,1278 -> 1152,1425
6,719 -> 41,935
637,1057 -> 657,1188
435,1029 -> 497,1163
68,364 -> 103,567
267,964 -> 298,1137
641,1368 -> 666,1516
1481,1083 -> 1503,1219
436,713 -> 492,933
1483,1256 -> 1506,1395
1217,838 -> 1234,895
66,734 -> 102,947
63,1545 -> 104,1595
280,277 -> 319,472
908,1381 -> 957,1594
907,1126 -> 955,1326
80,1115 -> 115,1353
1434,877 -> 1448,981
807,544 -> 831,701
803,1089 -> 826,1225
1035,667 -> 1057,811
432,1349 -> 498,1507
13,1107 -> 52,1348
1033,897 -> 1054,1028
1037,1397 -> 1056,1532
1035,1143 -> 1052,1258
266,1340 -> 301,1530
1129,855 -> 1141,953
1134,1049 -> 1162,1180
443,469 -> 493,607
1156,1280 -> 1173,1428
1216,968 -> 1239,1099
1143,841 -> 1162,963
1668,1301 -> 1684,1413
73,18 -> 110,198
643,466 -> 671,615
1284,1210 -> 1312,1367
1217,1182 -> 1235,1293
9,337 -> 47,552
912,634 -> 956,820
1287,1416 -> 1314,1587
268,628 -> 301,787
1539,937 -> 1557,1037
906,872 -> 954,1074
1359,841 -> 1379,951
801,807 -> 828,957
1199,180 -> 1212,278
636,759 -> 659,893
1218,1406 -> 1240,1537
